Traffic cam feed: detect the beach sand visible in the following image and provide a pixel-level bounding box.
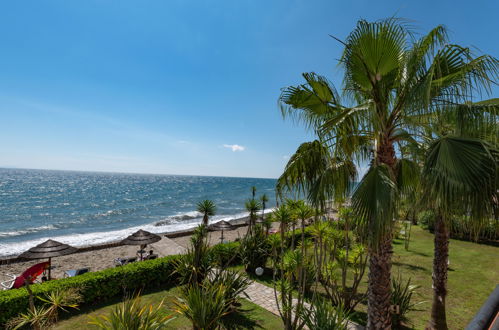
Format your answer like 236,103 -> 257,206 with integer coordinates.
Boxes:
0,221 -> 262,283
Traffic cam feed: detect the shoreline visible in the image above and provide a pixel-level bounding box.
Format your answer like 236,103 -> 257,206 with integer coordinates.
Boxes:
0,215 -> 251,265
0,216 -> 261,280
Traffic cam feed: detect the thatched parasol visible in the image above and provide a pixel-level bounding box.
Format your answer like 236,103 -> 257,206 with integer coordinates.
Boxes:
210,220 -> 235,243
121,230 -> 161,260
19,239 -> 78,280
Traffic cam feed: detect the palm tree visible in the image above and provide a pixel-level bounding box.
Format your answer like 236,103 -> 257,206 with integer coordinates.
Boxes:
245,199 -> 261,236
251,186 -> 257,200
197,200 -> 216,226
421,100 -> 498,329
260,194 -> 269,219
277,18 -> 497,328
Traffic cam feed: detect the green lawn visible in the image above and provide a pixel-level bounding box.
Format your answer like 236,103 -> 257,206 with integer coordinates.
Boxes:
391,225 -> 498,329
350,225 -> 499,329
54,286 -> 283,330
234,226 -> 499,329
54,226 -> 498,329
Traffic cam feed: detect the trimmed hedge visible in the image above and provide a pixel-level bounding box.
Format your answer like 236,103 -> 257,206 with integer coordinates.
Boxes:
209,241 -> 241,266
0,254 -> 181,326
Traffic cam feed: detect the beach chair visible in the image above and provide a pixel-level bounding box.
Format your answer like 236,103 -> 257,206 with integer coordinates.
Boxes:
0,262 -> 50,290
114,257 -> 137,267
64,267 -> 90,277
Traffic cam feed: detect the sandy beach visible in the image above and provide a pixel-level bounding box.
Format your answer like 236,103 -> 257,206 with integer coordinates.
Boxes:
0,219 -> 260,283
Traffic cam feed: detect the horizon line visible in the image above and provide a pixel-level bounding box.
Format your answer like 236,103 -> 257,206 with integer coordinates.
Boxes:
0,166 -> 278,181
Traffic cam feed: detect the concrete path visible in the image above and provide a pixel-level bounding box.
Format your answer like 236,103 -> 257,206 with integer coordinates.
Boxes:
242,280 -> 364,330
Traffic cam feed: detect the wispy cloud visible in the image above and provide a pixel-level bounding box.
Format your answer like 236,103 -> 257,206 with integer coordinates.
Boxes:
282,155 -> 290,160
223,144 -> 245,152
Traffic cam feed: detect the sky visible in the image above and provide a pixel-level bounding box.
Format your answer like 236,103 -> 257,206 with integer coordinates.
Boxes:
0,0 -> 497,179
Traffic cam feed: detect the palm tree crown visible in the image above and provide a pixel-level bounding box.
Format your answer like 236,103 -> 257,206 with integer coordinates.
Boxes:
197,200 -> 216,226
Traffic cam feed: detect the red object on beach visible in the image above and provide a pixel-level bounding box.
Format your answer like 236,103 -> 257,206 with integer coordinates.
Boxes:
12,261 -> 50,289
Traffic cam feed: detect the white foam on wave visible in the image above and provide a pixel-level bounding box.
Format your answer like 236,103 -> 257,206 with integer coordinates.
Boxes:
0,209 -> 274,258
0,225 -> 57,238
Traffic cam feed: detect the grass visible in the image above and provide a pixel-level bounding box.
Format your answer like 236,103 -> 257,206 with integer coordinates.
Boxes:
53,286 -> 283,330
354,225 -> 499,329
53,225 -> 498,329
234,225 -> 499,329
397,226 -> 498,329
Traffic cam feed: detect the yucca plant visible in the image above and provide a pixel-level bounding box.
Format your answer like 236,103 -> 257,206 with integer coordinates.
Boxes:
174,224 -> 213,285
245,198 -> 262,236
38,287 -> 82,323
391,274 -> 424,328
239,225 -> 270,272
7,305 -> 50,330
210,269 -> 251,312
174,283 -> 228,330
197,200 -> 216,226
89,294 -> 172,330
7,288 -> 82,329
302,298 -> 351,330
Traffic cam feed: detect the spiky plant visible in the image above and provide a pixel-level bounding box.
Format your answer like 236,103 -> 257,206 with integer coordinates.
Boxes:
197,200 -> 216,226
174,283 -> 228,330
89,294 -> 172,330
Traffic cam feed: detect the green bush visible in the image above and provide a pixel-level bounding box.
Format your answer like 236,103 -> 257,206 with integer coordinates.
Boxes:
209,241 -> 241,267
0,255 -> 181,326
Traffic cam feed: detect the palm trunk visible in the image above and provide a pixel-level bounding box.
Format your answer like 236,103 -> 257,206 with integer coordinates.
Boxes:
427,215 -> 449,330
367,232 -> 393,330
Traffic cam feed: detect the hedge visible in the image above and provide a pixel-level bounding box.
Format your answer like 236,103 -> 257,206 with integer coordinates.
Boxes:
0,254 -> 182,326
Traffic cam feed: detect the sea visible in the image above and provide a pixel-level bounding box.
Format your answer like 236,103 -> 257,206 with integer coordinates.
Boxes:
0,168 -> 277,257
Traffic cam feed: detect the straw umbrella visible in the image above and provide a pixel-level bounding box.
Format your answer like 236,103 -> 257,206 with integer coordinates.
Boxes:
210,220 -> 235,243
121,229 -> 161,260
19,239 -> 77,280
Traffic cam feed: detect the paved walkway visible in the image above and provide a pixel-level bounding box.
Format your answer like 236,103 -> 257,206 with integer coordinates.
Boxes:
242,280 -> 364,330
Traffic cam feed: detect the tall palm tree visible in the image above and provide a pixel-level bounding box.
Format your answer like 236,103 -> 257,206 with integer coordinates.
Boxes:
421,100 -> 498,329
277,18 -> 497,328
197,200 -> 216,226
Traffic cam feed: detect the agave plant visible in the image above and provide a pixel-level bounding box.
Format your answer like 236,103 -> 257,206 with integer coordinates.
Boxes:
89,294 -> 172,330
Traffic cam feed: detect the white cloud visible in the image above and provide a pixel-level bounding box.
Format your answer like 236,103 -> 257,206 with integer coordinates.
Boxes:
223,144 -> 245,152
282,155 -> 290,160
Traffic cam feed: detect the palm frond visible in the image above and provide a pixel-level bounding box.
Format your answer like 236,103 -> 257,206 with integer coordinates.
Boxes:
352,164 -> 398,249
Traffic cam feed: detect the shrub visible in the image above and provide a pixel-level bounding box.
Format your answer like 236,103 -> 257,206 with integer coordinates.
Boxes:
239,226 -> 271,272
89,293 -> 173,329
302,298 -> 351,330
173,283 -> 228,330
391,274 -> 424,328
208,241 -> 241,267
0,255 -> 181,326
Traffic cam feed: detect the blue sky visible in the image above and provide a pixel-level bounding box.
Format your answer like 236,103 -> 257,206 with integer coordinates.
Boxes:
0,0 -> 497,178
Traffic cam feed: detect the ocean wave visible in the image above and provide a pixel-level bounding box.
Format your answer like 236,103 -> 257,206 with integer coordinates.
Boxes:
154,210 -> 202,226
0,225 -> 57,238
0,209 -> 274,257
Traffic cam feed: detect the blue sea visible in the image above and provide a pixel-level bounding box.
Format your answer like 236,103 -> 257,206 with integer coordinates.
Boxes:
0,168 -> 277,257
